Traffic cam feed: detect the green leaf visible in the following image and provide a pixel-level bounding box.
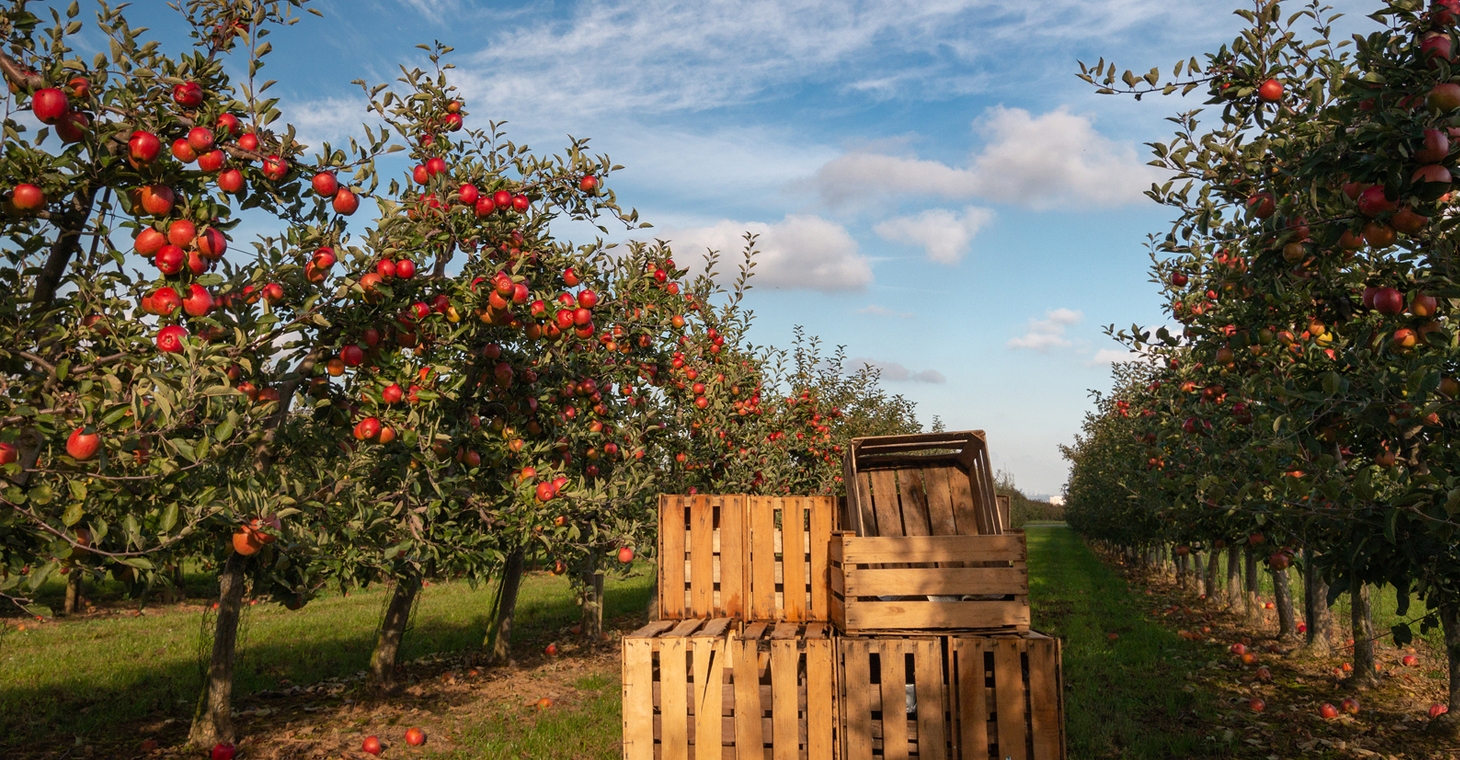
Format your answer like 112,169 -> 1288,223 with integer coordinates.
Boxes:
29,484 -> 53,505
215,420 -> 234,441
62,500 -> 83,526
1391,622 -> 1413,646
160,503 -> 178,533
23,604 -> 53,619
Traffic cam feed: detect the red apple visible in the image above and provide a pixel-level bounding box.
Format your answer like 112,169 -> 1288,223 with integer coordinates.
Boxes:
1391,206 -> 1430,234
30,88 -> 68,124
173,82 -> 204,108
311,171 -> 338,197
1257,78 -> 1283,102
167,219 -> 196,247
1319,703 -> 1339,720
1268,552 -> 1290,570
128,131 -> 161,164
155,245 -> 185,275
1417,128 -> 1451,162
619,546 -> 634,564
333,188 -> 359,215
1249,697 -> 1265,712
237,133 -> 259,152
425,156 -> 446,176
1230,643 -> 1246,655
171,138 -> 198,163
536,697 -> 553,710
1412,292 -> 1438,317
1374,286 -> 1405,315
183,284 -> 213,317
545,643 -> 559,656
382,384 -> 404,403
1402,654 -> 1419,667
1429,82 -> 1460,112
55,110 -> 88,143
396,259 -> 416,279
1340,697 -> 1359,715
198,149 -> 227,172
1246,192 -> 1276,218
0,442 -> 17,465
1393,328 -> 1419,350
362,735 -> 382,756
138,185 -> 175,216
493,189 -> 513,209
66,427 -> 100,460
217,168 -> 244,194
1423,32 -> 1455,65
1255,666 -> 1272,681
404,727 -> 426,746
156,325 -> 188,353
186,126 -> 215,153
1356,185 -> 1396,216
152,286 -> 182,316
341,345 -> 365,367
261,155 -> 288,181
134,227 -> 166,257
217,113 -> 242,136
580,175 -> 599,193
209,742 -> 235,760
11,184 -> 44,211
198,228 -> 228,259
535,481 -> 556,502
1432,704 -> 1450,719
1413,164 -> 1452,185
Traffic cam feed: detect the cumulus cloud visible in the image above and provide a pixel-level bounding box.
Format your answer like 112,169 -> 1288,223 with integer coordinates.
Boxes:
1007,308 -> 1083,352
850,357 -> 946,383
284,96 -> 381,155
1087,343 -> 1160,367
808,106 -> 1162,210
857,304 -> 914,319
873,206 -> 993,264
659,215 -> 872,292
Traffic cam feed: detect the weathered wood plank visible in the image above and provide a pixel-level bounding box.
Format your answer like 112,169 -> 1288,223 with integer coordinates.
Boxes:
771,638 -> 798,760
623,637 -> 655,760
809,499 -> 832,621
691,496 -> 716,617
720,495 -> 745,617
953,639 -> 989,760
662,637 -> 689,759
897,468 -> 932,538
914,638 -> 947,760
843,567 -> 1028,597
879,639 -> 909,760
841,534 -> 1025,564
661,495 -> 686,619
842,639 -> 872,760
1028,638 -> 1063,760
782,498 -> 807,621
868,470 -> 905,539
693,637 -> 724,760
749,496 -> 777,619
994,640 -> 1027,760
843,600 -> 1029,632
806,637 -> 833,760
732,631 -> 764,756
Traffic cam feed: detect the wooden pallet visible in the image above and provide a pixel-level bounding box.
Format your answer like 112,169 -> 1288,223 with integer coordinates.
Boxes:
729,620 -> 838,760
829,532 -> 1029,635
994,495 -> 1010,532
660,494 -> 746,620
836,632 -> 1064,760
843,432 -> 1001,539
745,496 -> 835,622
622,618 -> 736,760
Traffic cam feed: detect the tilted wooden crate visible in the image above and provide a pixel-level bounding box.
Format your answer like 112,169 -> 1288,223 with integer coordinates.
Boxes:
622,617 -> 736,760
829,532 -> 1029,635
837,632 -> 1064,760
843,432 -> 1001,539
744,495 -> 835,622
729,620 -> 838,760
660,494 -> 746,620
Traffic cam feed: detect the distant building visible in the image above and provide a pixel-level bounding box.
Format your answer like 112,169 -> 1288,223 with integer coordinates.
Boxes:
1049,495 -> 1065,507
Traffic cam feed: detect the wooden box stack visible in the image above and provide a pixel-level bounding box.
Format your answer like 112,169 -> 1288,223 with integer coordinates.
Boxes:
623,430 -> 1064,760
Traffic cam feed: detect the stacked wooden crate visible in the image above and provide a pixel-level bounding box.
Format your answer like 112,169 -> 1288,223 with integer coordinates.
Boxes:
623,494 -> 839,760
833,431 -> 1065,760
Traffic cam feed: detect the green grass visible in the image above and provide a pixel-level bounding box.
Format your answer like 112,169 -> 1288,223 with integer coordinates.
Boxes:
427,673 -> 622,760
0,562 -> 654,750
1025,525 -> 1239,759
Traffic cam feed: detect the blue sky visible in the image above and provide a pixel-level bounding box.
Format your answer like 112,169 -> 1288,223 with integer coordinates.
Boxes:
101,0 -> 1376,496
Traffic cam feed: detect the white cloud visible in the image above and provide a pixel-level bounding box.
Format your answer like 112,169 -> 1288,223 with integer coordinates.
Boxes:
283,96 -> 381,157
807,106 -> 1162,210
1087,343 -> 1160,367
659,215 -> 872,292
873,206 -> 993,264
857,305 -> 914,319
1008,308 -> 1083,352
850,357 -> 946,384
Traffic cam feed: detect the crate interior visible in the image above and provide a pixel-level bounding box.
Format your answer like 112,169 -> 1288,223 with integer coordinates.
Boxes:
660,494 -> 745,619
845,432 -> 1001,539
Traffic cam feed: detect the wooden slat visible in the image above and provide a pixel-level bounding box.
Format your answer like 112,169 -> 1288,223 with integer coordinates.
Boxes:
844,567 -> 1028,597
691,496 -> 716,618
1027,639 -> 1062,760
771,637 -> 798,760
629,619 -> 679,639
806,637 -> 833,760
663,636 -> 690,759
669,618 -> 707,638
856,471 -> 876,536
783,498 -> 807,621
733,631 -> 764,755
841,535 -> 1025,564
920,466 -> 955,538
994,640 -> 1027,760
623,637 -> 655,760
809,499 -> 831,621
853,431 -> 982,449
953,639 -> 989,760
829,593 -> 846,631
843,454 -> 864,535
869,470 -> 905,538
720,495 -> 745,617
879,640 -> 909,760
693,637 -> 724,760
843,600 -> 1029,632
696,618 -> 733,639
968,444 -> 1002,537
914,638 -> 947,760
945,463 -> 984,536
996,495 -> 1011,533
897,468 -> 932,537
842,639 -> 872,760
661,495 -> 686,619
749,496 -> 777,619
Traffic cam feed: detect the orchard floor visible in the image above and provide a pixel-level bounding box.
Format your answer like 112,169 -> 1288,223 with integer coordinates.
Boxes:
3,527 -> 1457,759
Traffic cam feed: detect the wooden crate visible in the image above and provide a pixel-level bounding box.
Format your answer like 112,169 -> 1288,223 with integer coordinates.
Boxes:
829,532 -> 1029,635
729,621 -> 839,760
837,633 -> 1065,760
660,494 -> 746,620
744,496 -> 835,622
843,432 -> 1001,539
994,496 -> 1010,532
622,617 -> 736,760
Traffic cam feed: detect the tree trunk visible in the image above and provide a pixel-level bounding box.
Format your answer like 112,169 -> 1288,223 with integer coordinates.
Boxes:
63,569 -> 83,614
187,552 -> 248,747
1438,603 -> 1460,734
163,562 -> 185,604
1176,552 -> 1188,590
370,573 -> 421,689
1302,549 -> 1333,655
1226,549 -> 1242,609
1273,565 -> 1297,641
485,547 -> 526,664
1349,582 -> 1380,688
580,560 -> 605,640
1245,547 -> 1261,625
1204,550 -> 1218,603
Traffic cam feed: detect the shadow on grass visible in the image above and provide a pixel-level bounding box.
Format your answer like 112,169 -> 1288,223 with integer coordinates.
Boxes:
1025,525 -> 1238,759
0,567 -> 653,753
